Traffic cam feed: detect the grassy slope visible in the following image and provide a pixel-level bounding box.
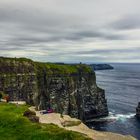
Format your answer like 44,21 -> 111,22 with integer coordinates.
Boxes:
0,103 -> 91,140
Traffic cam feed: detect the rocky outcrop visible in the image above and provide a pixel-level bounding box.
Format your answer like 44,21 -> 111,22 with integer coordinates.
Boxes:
0,57 -> 108,121
136,102 -> 140,119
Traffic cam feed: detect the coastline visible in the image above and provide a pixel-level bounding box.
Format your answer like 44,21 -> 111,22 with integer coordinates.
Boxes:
29,106 -> 136,140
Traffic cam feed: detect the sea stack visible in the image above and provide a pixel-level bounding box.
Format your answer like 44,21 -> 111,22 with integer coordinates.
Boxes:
136,102 -> 140,119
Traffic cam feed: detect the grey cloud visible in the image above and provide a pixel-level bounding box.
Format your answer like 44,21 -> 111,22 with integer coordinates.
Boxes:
73,48 -> 140,55
43,47 -> 140,59
110,15 -> 140,30
0,0 -> 140,62
0,2 -> 126,46
75,30 -> 125,40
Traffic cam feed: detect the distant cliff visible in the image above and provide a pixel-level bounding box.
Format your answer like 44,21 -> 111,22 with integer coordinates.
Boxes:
90,64 -> 114,71
0,57 -> 108,121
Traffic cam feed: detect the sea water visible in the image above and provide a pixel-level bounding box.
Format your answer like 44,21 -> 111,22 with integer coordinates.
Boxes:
87,63 -> 140,139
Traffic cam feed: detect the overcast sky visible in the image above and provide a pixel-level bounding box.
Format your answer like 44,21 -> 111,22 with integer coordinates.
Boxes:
0,0 -> 140,63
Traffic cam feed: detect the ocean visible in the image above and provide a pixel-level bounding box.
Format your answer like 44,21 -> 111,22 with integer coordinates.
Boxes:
87,63 -> 140,139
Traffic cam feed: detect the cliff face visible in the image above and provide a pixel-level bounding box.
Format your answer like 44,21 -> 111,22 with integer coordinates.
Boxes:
0,57 -> 108,121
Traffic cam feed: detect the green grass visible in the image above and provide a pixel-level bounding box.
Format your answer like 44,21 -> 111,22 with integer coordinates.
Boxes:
35,62 -> 92,75
0,103 -> 91,140
0,57 -> 93,75
0,57 -> 33,63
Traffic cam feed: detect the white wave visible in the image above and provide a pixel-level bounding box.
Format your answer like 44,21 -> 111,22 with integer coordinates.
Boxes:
92,112 -> 135,122
103,112 -> 135,121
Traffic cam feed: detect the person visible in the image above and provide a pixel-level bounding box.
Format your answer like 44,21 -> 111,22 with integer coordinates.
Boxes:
47,108 -> 53,113
5,95 -> 10,103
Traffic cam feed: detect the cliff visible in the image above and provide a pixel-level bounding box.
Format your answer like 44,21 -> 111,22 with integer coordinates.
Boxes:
90,64 -> 114,71
0,57 -> 108,121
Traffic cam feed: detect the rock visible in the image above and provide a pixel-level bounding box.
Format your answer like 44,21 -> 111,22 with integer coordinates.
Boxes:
136,102 -> 140,119
23,109 -> 36,117
28,115 -> 39,123
23,109 -> 39,123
